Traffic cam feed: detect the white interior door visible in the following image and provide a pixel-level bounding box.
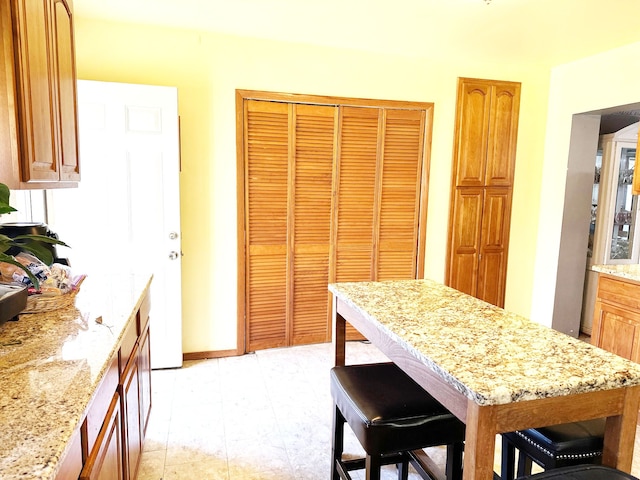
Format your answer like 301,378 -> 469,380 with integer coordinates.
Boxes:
47,80 -> 182,369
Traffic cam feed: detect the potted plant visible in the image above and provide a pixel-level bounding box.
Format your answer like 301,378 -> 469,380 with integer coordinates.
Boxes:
0,182 -> 68,288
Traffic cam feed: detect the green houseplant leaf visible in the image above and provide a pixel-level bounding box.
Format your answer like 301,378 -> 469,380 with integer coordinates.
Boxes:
0,184 -> 17,215
0,183 -> 71,290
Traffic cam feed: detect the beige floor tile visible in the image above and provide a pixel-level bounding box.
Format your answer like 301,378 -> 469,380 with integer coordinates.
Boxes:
142,341 -> 640,479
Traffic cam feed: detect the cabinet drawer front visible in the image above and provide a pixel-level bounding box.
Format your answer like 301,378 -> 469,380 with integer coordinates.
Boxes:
84,354 -> 118,455
598,275 -> 640,311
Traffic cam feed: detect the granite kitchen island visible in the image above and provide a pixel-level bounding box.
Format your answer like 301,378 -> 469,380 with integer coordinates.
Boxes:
330,278 -> 640,480
0,274 -> 152,480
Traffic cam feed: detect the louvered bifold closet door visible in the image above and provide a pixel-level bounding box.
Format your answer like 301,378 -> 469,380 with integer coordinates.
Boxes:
245,100 -> 290,351
333,106 -> 380,282
290,105 -> 336,345
245,100 -> 337,351
377,109 -> 427,280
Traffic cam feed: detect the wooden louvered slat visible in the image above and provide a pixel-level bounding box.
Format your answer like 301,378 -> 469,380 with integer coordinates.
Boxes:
245,100 -> 289,351
377,109 -> 425,280
291,104 -> 336,344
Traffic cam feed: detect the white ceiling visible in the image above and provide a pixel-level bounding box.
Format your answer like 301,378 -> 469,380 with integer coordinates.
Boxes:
73,0 -> 640,67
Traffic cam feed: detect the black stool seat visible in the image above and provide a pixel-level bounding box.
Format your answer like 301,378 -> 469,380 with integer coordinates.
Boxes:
331,362 -> 465,480
517,465 -> 638,480
502,419 -> 605,480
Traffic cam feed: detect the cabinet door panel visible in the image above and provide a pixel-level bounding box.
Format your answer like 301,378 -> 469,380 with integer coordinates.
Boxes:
122,354 -> 141,480
485,84 -> 520,187
448,188 -> 483,297
594,301 -> 640,361
80,392 -> 124,480
453,81 -> 490,187
52,0 -> 79,181
139,325 -> 152,436
12,0 -> 58,182
477,188 -> 512,307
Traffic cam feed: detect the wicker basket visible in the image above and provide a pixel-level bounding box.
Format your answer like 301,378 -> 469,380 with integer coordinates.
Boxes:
22,277 -> 85,314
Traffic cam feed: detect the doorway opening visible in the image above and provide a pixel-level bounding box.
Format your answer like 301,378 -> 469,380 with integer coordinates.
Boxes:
554,104 -> 640,337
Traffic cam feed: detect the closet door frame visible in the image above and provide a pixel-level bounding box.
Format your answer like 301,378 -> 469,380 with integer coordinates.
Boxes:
236,89 -> 433,354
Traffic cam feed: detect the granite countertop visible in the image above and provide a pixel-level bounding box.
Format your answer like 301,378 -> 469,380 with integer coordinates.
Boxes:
329,279 -> 640,406
591,263 -> 640,283
0,273 -> 152,480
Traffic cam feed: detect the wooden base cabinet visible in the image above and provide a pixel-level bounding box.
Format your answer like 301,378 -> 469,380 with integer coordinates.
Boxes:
66,290 -> 151,480
591,274 -> 640,363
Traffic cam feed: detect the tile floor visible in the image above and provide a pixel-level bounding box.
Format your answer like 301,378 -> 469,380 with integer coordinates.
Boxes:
137,341 -> 640,480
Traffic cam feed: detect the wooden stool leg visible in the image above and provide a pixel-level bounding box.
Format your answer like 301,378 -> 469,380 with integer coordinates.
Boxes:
501,436 -> 516,480
365,454 -> 382,480
517,452 -> 534,478
397,457 -> 410,480
446,443 -> 464,480
332,405 -> 345,480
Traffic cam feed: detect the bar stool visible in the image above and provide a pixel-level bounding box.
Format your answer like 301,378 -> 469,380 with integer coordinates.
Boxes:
501,419 -> 605,480
517,464 -> 637,480
330,362 -> 466,480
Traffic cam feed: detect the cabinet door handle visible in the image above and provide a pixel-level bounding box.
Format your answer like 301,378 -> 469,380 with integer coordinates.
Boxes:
168,251 -> 180,260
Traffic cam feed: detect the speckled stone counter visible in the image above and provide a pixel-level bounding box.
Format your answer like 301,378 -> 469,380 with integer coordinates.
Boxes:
329,278 -> 640,406
0,274 -> 152,480
591,264 -> 640,284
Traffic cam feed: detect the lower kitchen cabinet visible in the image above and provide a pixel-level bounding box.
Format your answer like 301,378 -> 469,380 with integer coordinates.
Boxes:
591,274 -> 640,362
68,290 -> 151,480
80,393 -> 124,480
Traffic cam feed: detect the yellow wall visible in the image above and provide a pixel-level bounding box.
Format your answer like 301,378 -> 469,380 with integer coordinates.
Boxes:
531,41 -> 640,327
74,17 -> 550,354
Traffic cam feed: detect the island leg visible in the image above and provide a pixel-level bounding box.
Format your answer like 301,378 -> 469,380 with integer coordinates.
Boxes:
464,401 -> 498,480
332,296 -> 346,367
603,385 -> 640,471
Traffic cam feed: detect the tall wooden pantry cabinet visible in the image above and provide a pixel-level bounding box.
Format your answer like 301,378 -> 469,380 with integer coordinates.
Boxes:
446,78 -> 521,308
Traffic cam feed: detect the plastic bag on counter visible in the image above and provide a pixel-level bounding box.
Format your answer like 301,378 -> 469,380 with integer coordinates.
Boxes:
39,263 -> 75,295
0,252 -> 50,287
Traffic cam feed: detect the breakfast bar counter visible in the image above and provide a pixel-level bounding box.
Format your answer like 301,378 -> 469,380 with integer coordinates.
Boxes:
0,274 -> 152,480
330,279 -> 640,480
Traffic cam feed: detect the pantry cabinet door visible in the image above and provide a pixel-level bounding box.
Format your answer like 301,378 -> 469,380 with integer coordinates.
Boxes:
452,81 -> 491,187
477,188 -> 512,307
447,188 -> 483,298
485,83 -> 520,187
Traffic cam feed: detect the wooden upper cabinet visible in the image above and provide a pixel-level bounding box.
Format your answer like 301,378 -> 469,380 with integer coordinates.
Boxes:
0,0 -> 79,189
453,79 -> 520,188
